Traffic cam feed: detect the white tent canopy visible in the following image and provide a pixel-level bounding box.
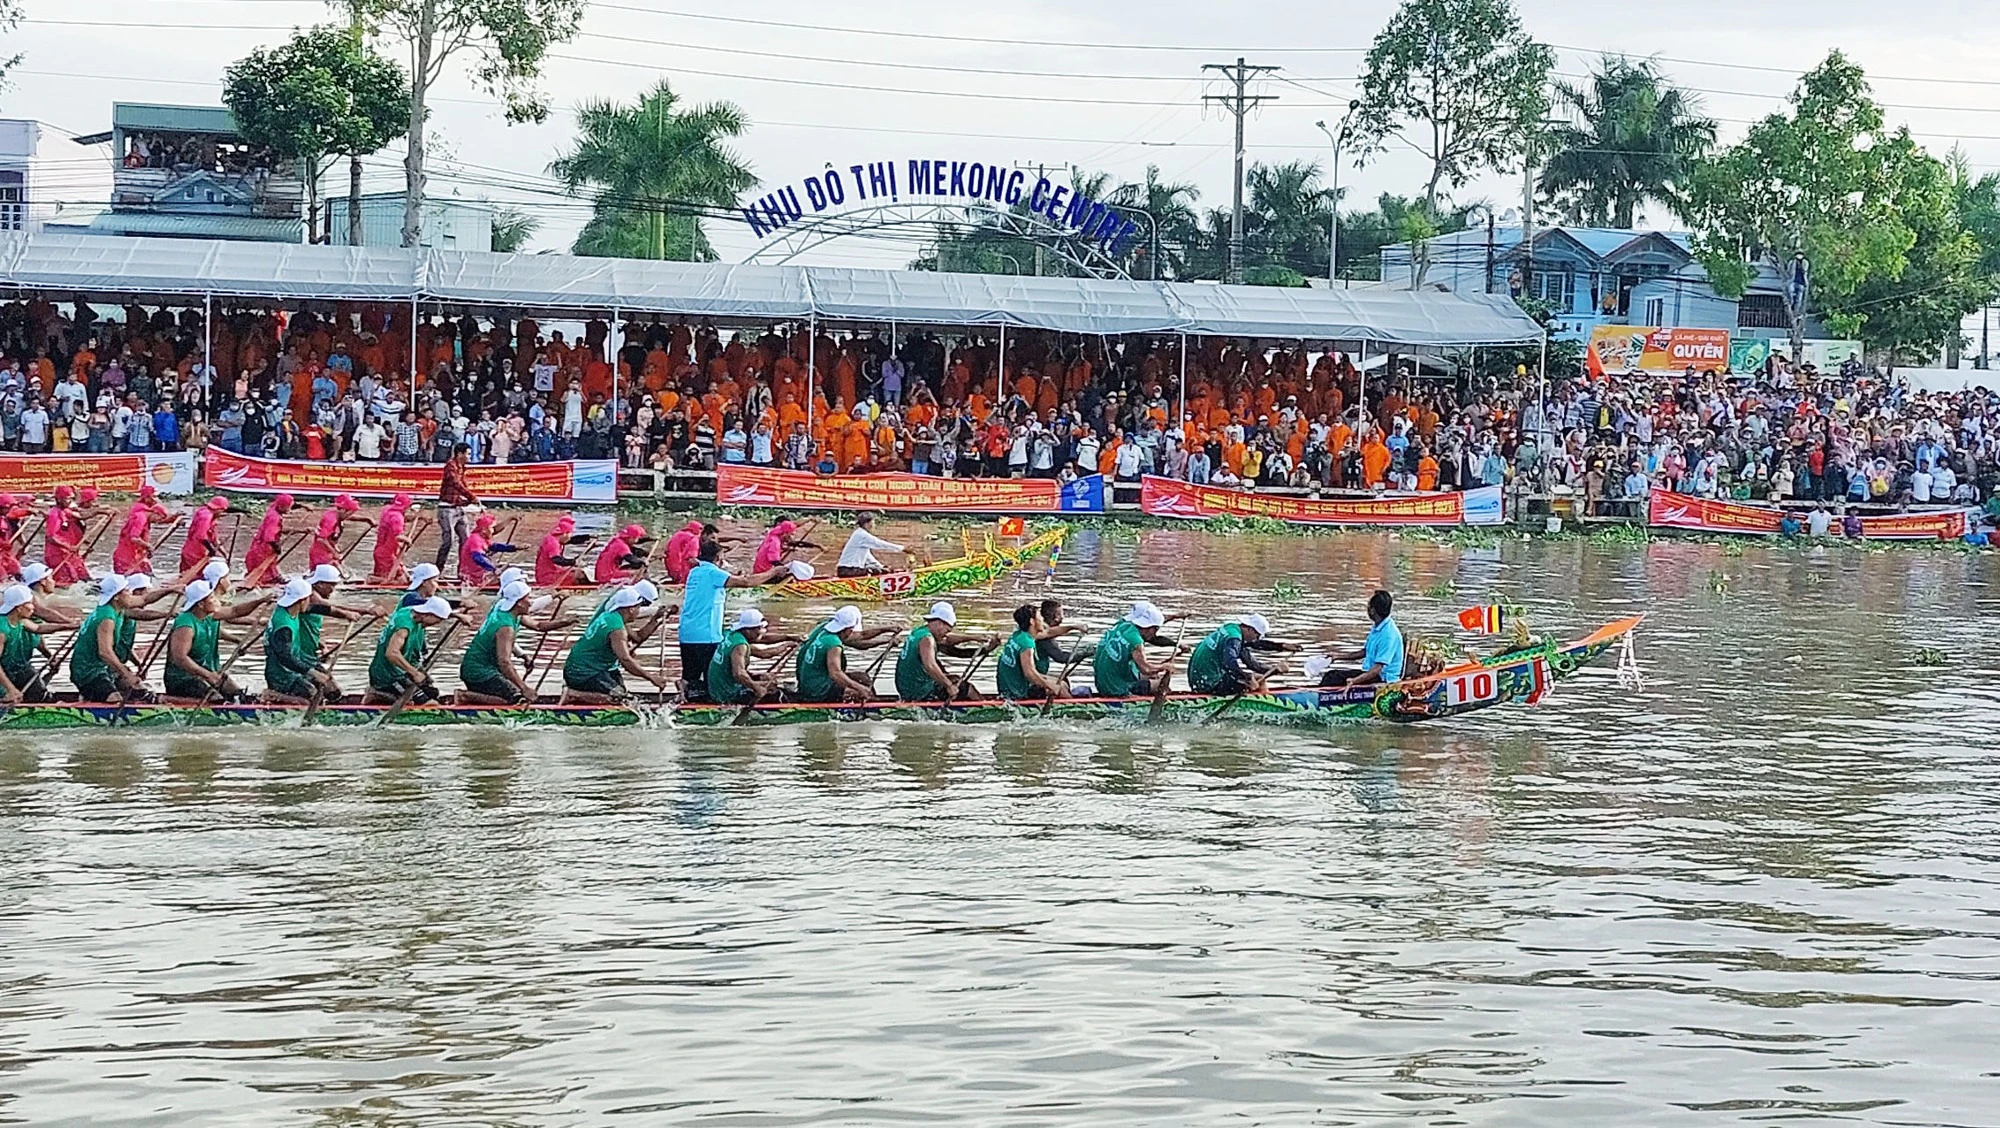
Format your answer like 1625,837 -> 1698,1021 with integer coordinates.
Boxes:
0,232 -> 1544,347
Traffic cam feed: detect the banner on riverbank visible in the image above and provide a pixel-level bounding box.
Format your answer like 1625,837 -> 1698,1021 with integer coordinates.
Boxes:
0,452 -> 195,495
1586,325 -> 1731,378
1647,488 -> 1971,539
202,448 -> 617,504
1141,476 -> 1504,527
717,465 -> 1106,513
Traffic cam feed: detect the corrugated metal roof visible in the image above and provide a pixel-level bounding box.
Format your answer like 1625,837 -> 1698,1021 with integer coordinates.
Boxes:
51,212 -> 302,242
110,103 -> 239,136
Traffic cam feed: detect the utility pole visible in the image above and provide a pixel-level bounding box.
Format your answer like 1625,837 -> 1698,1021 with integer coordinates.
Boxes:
1204,57 -> 1277,284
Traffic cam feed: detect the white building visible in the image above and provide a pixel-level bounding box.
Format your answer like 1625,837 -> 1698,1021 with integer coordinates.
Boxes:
326,191 -> 493,252
0,119 -> 112,234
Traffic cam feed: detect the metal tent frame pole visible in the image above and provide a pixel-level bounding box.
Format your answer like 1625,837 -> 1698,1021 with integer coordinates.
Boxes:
408,296 -> 419,400
806,314 -> 817,432
998,322 -> 1007,401
1357,339 -> 1368,435
1178,333 -> 1189,422
611,308 -> 621,424
202,293 -> 213,391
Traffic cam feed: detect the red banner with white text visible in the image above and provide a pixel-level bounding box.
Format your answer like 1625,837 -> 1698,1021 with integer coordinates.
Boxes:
0,452 -> 196,495
1647,488 -> 1969,540
1141,475 -> 1504,526
202,448 -> 617,504
717,464 -> 1063,512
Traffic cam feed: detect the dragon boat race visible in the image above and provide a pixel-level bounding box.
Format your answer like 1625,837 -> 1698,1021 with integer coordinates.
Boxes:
3,0 -> 2000,1123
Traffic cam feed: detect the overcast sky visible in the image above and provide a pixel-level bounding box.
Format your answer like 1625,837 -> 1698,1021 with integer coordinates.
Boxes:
8,0 -> 2000,270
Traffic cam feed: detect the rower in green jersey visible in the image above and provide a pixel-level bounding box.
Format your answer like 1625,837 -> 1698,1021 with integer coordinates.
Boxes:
162,578 -> 273,702
298,563 -> 365,666
457,580 -> 575,705
794,604 -> 899,704
70,573 -> 176,703
996,603 -> 1069,702
0,583 -> 55,703
706,607 -> 803,707
895,601 -> 998,703
1186,613 -> 1296,694
1091,599 -> 1185,698
263,578 -> 341,705
561,584 -> 675,705
365,597 -> 454,705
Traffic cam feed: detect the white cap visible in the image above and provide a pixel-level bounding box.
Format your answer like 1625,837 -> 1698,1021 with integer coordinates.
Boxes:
415,596 -> 453,618
19,562 -> 50,586
787,560 -> 816,580
0,584 -> 31,614
1126,600 -> 1166,629
498,567 -> 525,589
1240,613 -> 1271,638
528,594 -> 555,614
827,605 -> 862,633
180,579 -> 214,612
96,574 -> 127,605
278,577 -> 312,606
308,564 -> 342,586
407,562 -> 440,589
497,580 -> 530,611
927,601 -> 957,627
609,586 -> 642,610
734,607 -> 767,630
124,573 -> 153,594
633,579 -> 660,604
201,559 -> 229,585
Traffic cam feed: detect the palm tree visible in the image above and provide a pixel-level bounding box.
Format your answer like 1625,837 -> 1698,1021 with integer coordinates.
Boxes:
1246,160 -> 1336,277
549,80 -> 756,261
1538,56 -> 1716,228
1110,165 -> 1201,279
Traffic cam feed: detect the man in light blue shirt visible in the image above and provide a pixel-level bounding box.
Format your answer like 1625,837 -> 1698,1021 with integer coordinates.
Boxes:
676,539 -> 789,702
1322,589 -> 1404,688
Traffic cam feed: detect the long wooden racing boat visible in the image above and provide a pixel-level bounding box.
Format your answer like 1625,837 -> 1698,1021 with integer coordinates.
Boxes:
0,615 -> 1639,732
771,525 -> 1068,602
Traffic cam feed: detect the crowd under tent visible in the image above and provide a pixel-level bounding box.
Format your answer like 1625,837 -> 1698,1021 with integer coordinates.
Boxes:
0,231 -> 1549,414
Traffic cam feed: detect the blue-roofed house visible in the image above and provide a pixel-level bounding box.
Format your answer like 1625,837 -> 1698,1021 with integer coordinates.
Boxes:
48,103 -> 305,243
1380,224 -> 1824,344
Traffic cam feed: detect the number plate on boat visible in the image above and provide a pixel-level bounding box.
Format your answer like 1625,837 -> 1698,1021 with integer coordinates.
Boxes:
1445,668 -> 1501,707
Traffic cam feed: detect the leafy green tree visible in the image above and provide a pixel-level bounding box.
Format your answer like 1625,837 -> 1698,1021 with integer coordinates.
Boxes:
1352,0 -> 1555,209
1684,52 -> 1943,362
224,26 -> 408,244
1108,165 -> 1200,280
550,79 -> 755,261
1539,56 -> 1716,228
344,0 -> 586,247
489,205 -> 539,252
1244,160 -> 1335,279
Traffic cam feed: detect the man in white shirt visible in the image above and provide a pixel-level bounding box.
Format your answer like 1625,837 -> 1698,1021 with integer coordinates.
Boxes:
836,511 -> 909,577
1910,465 -> 1933,504
20,398 -> 49,452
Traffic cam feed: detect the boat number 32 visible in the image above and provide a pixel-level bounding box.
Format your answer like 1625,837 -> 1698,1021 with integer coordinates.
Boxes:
1445,669 -> 1500,707
878,572 -> 917,596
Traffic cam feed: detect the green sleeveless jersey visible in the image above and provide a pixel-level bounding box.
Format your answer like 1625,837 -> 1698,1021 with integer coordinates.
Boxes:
1186,623 -> 1242,693
794,625 -> 846,703
996,629 -> 1046,700
368,606 -> 427,692
563,608 -> 623,685
69,604 -> 124,691
264,604 -> 310,690
1092,621 -> 1146,697
707,630 -> 751,704
164,610 -> 221,697
0,617 -> 36,686
460,605 -> 518,687
895,627 -> 947,702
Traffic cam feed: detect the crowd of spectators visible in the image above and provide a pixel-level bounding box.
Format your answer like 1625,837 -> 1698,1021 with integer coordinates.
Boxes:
0,296 -> 1993,516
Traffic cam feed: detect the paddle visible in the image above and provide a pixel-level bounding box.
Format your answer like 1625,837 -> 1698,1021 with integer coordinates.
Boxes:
518,595 -> 570,703
185,628 -> 262,714
1040,633 -> 1095,717
530,619 -> 583,700
729,641 -> 801,725
374,618 -> 463,727
949,641 -> 999,704
77,514 -> 116,561
221,510 -> 247,562
0,626 -> 77,720
1146,617 -> 1191,724
145,516 -> 184,558
304,611 -> 383,722
858,631 -> 900,698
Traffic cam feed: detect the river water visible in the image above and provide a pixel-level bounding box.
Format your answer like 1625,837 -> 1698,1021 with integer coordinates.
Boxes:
2,526 -> 1997,1126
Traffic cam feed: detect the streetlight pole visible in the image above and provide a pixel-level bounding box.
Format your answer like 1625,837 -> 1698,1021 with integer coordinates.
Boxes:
1315,101 -> 1358,285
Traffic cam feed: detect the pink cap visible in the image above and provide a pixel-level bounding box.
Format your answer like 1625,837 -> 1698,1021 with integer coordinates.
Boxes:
335,494 -> 359,513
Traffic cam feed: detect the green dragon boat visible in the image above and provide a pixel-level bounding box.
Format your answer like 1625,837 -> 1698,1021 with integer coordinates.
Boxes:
0,617 -> 1640,732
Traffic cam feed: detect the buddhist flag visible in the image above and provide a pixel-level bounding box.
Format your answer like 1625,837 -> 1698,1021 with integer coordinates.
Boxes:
996,516 -> 1025,539
1525,657 -> 1552,705
1457,605 -> 1506,634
